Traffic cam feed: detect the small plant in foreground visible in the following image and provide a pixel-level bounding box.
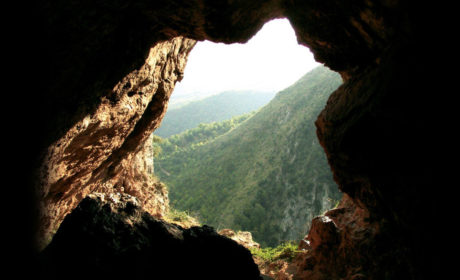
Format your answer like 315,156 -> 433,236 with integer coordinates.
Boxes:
250,241 -> 300,263
165,208 -> 201,228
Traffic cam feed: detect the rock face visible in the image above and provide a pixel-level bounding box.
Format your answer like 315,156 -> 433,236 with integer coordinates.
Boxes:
38,37 -> 195,245
124,133 -> 169,219
313,37 -> 441,280
291,195 -> 378,280
39,193 -> 262,280
218,229 -> 261,249
29,0 -> 444,279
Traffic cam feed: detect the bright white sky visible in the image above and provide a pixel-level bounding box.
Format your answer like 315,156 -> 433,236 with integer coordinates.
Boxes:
172,18 -> 320,99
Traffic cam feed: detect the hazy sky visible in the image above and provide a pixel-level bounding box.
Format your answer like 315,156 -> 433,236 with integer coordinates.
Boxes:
172,18 -> 320,98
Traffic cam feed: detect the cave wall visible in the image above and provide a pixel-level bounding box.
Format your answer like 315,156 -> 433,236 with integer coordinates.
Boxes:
37,36 -> 195,246
29,0 -> 442,278
312,38 -> 440,280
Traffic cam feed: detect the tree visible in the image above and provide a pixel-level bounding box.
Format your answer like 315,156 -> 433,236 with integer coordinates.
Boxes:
151,135 -> 163,173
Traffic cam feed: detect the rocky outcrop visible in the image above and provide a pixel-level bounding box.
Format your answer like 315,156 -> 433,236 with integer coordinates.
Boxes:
289,195 -> 376,279
218,229 -> 261,249
256,257 -> 298,280
38,37 -> 195,246
29,0 -> 443,279
264,194 -> 397,280
39,193 -> 262,280
119,133 -> 169,219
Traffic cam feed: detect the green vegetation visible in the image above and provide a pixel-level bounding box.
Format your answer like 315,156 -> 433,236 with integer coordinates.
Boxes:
165,208 -> 201,228
156,112 -> 256,156
155,66 -> 343,247
151,135 -> 163,157
154,90 -> 275,137
250,241 -> 300,263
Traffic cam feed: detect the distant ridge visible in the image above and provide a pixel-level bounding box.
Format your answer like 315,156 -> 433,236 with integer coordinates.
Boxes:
155,90 -> 276,137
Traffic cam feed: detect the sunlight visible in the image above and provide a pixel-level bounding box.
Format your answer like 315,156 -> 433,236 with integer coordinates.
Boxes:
172,18 -> 320,103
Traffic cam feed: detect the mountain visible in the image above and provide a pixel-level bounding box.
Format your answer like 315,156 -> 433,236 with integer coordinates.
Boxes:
158,112 -> 256,157
154,90 -> 276,137
155,66 -> 343,247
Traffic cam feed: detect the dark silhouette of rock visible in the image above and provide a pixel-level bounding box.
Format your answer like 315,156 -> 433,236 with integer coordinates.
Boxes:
39,193 -> 262,280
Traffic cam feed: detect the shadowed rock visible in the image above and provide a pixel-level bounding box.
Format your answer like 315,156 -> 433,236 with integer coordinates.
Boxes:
39,193 -> 262,280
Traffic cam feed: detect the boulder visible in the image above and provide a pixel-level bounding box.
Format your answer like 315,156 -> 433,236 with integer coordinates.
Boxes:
39,193 -> 262,280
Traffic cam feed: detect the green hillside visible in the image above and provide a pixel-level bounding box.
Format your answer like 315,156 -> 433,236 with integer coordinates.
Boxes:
159,112 -> 256,157
154,90 -> 275,137
155,66 -> 343,246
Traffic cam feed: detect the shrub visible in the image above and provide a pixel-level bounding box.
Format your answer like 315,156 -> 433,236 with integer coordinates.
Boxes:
165,208 -> 201,228
250,241 -> 300,263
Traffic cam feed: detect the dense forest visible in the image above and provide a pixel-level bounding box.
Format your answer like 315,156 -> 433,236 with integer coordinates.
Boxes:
158,112 -> 256,156
154,66 -> 343,247
154,90 -> 275,137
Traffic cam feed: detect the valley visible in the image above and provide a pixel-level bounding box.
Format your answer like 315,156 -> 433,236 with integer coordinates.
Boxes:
155,66 -> 343,247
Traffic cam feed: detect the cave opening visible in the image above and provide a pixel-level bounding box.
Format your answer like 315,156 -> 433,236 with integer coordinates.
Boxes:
33,1 -> 442,279
151,18 -> 343,250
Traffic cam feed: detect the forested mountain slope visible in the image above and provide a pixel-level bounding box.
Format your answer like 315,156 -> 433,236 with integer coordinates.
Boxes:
154,90 -> 275,137
156,66 -> 343,246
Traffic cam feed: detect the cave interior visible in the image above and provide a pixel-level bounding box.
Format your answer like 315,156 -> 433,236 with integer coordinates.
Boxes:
11,0 -> 449,279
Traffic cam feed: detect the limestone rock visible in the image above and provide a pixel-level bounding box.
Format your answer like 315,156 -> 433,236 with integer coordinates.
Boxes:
38,37 -> 195,246
39,193 -> 262,280
289,195 -> 366,279
218,229 -> 261,249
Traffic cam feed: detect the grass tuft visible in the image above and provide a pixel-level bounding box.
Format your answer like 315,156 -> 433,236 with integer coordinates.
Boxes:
250,241 -> 301,263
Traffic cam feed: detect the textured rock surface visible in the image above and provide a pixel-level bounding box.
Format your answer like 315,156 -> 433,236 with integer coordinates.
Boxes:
291,195 -> 377,279
313,43 -> 440,279
218,229 -> 261,249
120,133 -> 169,219
28,0 -> 443,279
39,193 -> 262,280
38,37 -> 194,245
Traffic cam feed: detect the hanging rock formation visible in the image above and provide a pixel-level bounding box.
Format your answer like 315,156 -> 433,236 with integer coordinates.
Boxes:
37,36 -> 195,246
26,0 -> 444,279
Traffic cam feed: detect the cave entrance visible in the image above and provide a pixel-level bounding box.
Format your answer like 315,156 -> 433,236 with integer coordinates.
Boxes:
152,18 -> 343,249
169,18 -> 318,110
